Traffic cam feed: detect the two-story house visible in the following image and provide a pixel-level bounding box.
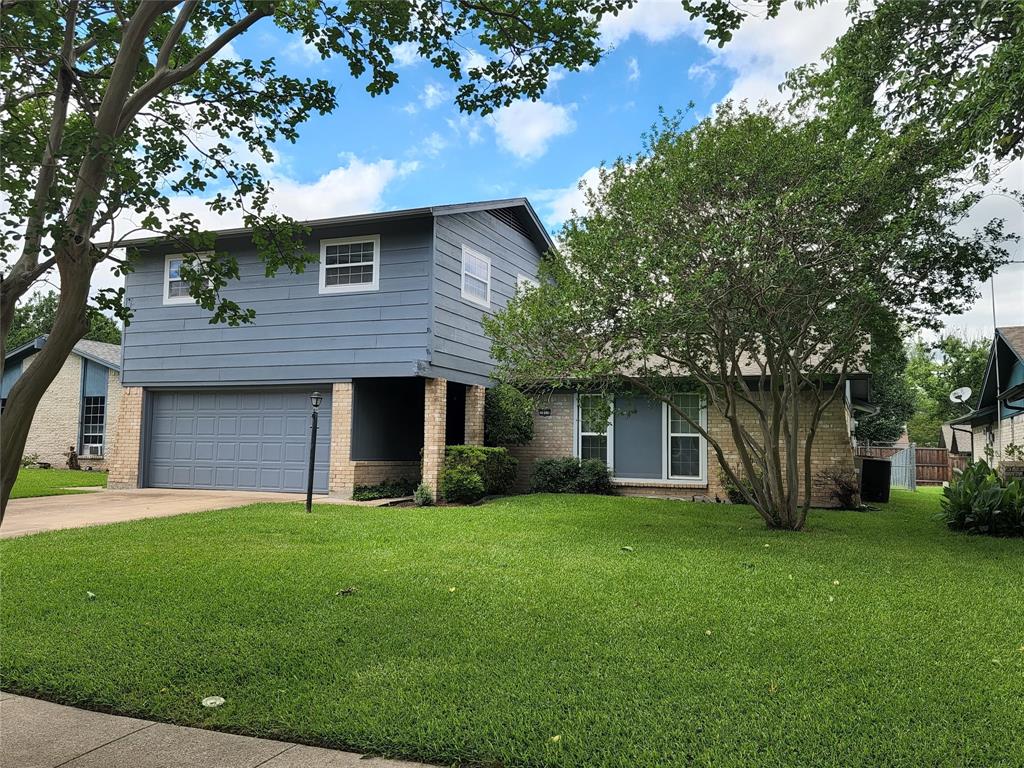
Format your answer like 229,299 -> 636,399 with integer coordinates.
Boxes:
107,199 -> 552,498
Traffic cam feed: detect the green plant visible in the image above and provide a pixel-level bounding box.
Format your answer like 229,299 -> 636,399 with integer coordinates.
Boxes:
719,470 -> 748,505
352,478 -> 418,501
1004,443 -> 1024,462
440,465 -> 486,504
530,457 -> 614,495
444,446 -> 518,495
818,467 -> 862,510
19,453 -> 39,469
940,461 -> 1024,537
413,483 -> 434,507
484,383 -> 535,446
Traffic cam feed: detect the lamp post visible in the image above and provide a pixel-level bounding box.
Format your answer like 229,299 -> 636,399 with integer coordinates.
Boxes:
305,391 -> 323,513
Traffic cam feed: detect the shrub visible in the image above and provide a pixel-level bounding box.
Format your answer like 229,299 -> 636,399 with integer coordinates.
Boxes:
718,470 -> 748,504
484,383 -> 534,446
530,457 -> 615,495
352,478 -> 418,501
818,467 -> 861,510
441,465 -> 486,504
20,453 -> 40,469
413,483 -> 433,507
444,445 -> 518,495
941,460 -> 1024,537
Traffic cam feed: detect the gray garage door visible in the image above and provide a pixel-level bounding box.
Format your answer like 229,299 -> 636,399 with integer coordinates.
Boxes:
146,389 -> 331,492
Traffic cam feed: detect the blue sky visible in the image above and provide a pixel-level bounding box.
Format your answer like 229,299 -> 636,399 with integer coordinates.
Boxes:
96,0 -> 1021,336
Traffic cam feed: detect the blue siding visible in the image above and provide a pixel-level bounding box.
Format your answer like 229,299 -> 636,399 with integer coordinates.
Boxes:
121,217 -> 434,386
1,359 -> 21,398
429,210 -> 543,386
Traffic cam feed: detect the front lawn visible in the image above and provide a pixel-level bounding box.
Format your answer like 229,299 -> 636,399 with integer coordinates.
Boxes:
1,489 -> 1021,767
10,467 -> 107,498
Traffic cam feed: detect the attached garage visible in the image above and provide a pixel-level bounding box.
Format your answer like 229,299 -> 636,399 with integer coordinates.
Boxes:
145,389 -> 331,492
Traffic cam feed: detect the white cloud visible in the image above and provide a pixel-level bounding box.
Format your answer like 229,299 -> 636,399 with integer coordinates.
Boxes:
420,82 -> 447,109
391,41 -> 420,67
533,166 -> 603,226
446,115 -> 483,145
402,102 -> 418,115
283,36 -> 321,65
627,57 -> 640,81
463,49 -> 490,73
489,100 -> 577,160
419,132 -> 448,158
598,0 -> 698,46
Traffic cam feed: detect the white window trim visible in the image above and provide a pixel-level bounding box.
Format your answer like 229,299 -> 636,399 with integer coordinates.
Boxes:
663,394 -> 708,483
460,244 -> 492,309
574,392 -> 614,471
318,234 -> 380,295
163,253 -> 211,306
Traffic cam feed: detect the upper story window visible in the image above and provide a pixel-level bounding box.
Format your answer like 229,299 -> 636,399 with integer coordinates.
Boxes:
163,253 -> 210,305
461,245 -> 491,308
319,235 -> 380,294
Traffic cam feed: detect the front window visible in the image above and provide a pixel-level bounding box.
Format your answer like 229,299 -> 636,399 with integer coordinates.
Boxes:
579,394 -> 610,464
461,245 -> 491,307
319,236 -> 380,293
80,395 -> 106,456
163,253 -> 210,305
668,393 -> 704,479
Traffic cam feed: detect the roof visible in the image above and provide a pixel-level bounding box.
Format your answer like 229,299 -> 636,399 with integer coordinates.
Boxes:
997,326 -> 1024,362
4,335 -> 121,371
973,325 -> 1024,411
116,197 -> 556,254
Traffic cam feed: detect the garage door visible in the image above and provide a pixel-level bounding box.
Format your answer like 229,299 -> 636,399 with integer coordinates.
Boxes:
146,389 -> 331,492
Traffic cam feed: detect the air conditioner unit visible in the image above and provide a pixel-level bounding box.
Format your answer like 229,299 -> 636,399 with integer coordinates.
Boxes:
84,444 -> 103,457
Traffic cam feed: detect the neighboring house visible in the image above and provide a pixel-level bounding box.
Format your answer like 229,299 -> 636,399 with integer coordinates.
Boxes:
2,336 -> 122,470
948,326 -> 1024,467
107,197 -> 864,504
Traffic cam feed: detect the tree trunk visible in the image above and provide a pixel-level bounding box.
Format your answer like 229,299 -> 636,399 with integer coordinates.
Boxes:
0,254 -> 91,522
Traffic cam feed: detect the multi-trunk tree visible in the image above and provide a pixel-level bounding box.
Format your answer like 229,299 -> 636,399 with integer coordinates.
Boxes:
0,0 -> 643,518
485,103 -> 1009,530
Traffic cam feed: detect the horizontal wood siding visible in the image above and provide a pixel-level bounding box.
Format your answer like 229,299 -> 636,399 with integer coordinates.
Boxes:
122,218 -> 433,386
430,210 -> 543,385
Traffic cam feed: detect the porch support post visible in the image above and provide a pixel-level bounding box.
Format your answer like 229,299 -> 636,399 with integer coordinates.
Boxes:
465,385 -> 486,446
422,377 -> 447,498
328,381 -> 355,499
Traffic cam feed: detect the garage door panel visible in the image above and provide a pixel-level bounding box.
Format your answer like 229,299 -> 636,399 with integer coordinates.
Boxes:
146,389 -> 332,492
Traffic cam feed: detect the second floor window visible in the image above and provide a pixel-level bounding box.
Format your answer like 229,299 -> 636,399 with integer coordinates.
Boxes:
461,245 -> 491,308
320,235 -> 380,294
163,253 -> 211,305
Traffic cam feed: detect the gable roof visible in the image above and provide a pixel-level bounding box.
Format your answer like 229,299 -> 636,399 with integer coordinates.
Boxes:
4,335 -> 121,371
116,197 -> 556,254
972,326 -> 1023,412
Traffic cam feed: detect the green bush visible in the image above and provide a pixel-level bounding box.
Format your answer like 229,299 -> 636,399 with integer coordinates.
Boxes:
444,445 -> 518,495
941,460 -> 1024,537
530,457 -> 615,495
484,383 -> 534,446
413,483 -> 433,507
352,478 -> 418,501
441,465 -> 486,504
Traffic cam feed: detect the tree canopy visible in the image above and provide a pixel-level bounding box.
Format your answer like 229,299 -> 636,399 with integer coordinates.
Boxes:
5,291 -> 121,350
486,102 -> 1009,529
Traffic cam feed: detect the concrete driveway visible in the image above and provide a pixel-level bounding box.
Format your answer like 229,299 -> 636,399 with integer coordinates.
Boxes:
1,488 -> 310,539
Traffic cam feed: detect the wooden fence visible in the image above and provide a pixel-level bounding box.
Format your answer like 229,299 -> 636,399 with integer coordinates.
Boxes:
855,444 -> 969,486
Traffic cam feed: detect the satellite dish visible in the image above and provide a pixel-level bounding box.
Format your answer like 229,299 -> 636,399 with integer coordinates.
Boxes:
949,387 -> 972,404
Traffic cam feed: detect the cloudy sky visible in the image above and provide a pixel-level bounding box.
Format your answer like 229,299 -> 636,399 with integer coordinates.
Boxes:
92,0 -> 1021,338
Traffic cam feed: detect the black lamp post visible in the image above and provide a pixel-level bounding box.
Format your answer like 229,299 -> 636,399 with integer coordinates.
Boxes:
305,391 -> 323,513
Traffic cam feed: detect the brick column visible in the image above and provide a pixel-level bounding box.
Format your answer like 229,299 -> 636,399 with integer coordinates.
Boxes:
422,377 -> 447,497
106,387 -> 144,489
328,381 -> 356,499
465,385 -> 486,446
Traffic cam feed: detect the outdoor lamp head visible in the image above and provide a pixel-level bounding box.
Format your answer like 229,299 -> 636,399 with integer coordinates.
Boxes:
310,391 -> 323,410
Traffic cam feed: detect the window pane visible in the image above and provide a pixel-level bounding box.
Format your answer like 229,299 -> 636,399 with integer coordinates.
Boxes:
670,393 -> 700,434
581,435 -> 608,463
579,395 -> 608,434
167,279 -> 189,298
670,435 -> 700,477
464,274 -> 488,302
168,259 -> 182,279
325,264 -> 374,286
464,252 -> 488,280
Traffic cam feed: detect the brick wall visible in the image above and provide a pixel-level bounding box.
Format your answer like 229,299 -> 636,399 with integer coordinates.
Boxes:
465,384 -> 485,445
973,414 -> 1024,467
106,386 -> 144,488
328,381 -> 355,498
21,354 -> 82,468
506,389 -> 856,507
422,377 -> 447,496
353,460 -> 420,486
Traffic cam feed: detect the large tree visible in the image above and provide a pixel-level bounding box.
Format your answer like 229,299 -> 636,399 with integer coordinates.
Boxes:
485,103 -> 1008,530
0,0 -> 642,517
852,313 -> 915,444
6,291 -> 121,349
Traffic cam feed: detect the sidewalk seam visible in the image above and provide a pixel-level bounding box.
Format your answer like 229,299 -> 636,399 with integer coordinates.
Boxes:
251,743 -> 298,767
52,720 -> 158,768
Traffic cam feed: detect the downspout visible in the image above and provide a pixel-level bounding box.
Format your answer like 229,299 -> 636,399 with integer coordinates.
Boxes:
991,278 -> 1002,465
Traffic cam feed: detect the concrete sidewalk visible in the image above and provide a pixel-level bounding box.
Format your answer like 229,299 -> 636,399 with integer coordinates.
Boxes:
0,693 -> 434,768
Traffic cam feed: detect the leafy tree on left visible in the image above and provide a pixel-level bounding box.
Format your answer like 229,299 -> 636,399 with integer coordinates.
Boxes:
6,291 -> 121,349
0,0 -> 642,518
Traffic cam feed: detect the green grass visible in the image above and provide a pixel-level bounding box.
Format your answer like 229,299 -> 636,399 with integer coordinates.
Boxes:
2,489 -> 1021,767
10,467 -> 107,498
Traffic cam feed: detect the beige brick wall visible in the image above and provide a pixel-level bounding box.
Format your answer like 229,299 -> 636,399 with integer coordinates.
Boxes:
106,386 -> 144,488
328,381 -> 355,498
973,413 -> 1024,467
421,378 -> 447,497
21,354 -> 82,468
353,460 -> 420,486
506,390 -> 856,506
465,384 -> 485,446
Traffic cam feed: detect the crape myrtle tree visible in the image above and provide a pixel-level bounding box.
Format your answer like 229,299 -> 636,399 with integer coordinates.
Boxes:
0,0 -> 648,518
485,103 -> 1009,530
